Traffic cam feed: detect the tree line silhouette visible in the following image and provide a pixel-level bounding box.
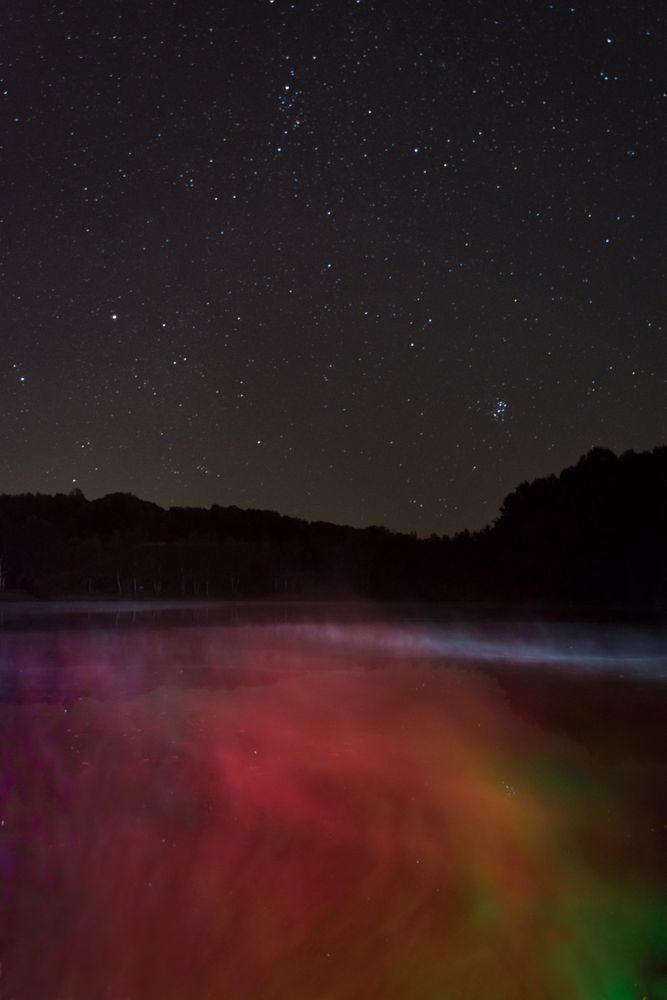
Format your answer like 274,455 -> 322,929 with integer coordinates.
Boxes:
0,446 -> 665,610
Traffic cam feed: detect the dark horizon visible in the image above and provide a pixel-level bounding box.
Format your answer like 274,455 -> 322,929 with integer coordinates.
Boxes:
2,440 -> 666,541
2,445 -> 665,610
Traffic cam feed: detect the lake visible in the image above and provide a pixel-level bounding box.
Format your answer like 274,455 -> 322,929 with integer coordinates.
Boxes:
1,602 -> 666,999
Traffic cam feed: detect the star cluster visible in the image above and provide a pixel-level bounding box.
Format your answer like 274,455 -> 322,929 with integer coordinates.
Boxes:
1,0 -> 665,533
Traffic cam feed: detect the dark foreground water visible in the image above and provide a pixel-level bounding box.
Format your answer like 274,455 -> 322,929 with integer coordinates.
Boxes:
1,603 -> 666,999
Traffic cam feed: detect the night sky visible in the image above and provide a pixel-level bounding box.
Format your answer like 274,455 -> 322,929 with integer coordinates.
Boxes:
2,0 -> 665,535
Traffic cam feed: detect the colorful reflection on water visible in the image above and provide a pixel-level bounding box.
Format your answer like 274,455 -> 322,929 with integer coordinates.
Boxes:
1,613 -> 666,999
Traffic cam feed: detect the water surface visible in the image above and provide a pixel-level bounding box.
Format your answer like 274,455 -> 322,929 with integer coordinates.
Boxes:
1,603 -> 666,999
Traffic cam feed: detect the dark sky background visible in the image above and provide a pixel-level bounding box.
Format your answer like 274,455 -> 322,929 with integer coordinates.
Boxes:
1,0 -> 665,535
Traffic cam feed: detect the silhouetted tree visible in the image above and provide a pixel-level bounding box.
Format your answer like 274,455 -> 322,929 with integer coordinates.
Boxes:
0,446 -> 665,610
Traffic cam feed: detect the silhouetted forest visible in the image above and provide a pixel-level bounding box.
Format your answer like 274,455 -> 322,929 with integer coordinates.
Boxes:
0,447 -> 665,610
